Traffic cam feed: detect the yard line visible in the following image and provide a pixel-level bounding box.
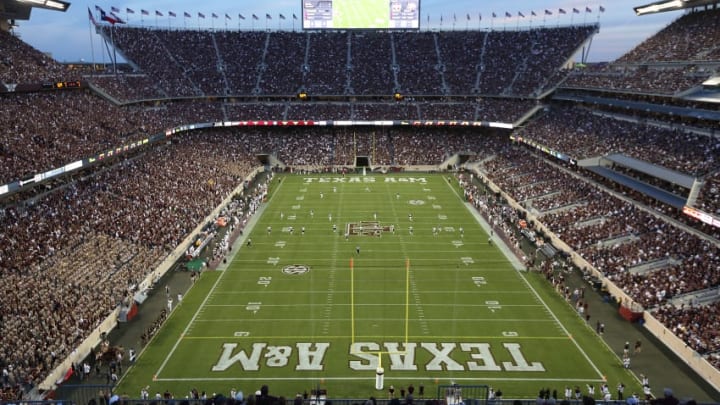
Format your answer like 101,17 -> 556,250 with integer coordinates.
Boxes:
204,303 -> 544,307
191,317 -> 557,322
153,376 -> 605,383
208,290 -> 536,295
181,335 -> 571,340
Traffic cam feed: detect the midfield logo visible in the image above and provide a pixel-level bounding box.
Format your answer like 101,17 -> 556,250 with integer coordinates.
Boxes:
211,342 -> 544,372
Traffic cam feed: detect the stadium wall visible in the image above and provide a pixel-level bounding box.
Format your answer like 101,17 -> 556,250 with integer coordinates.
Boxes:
40,165 -> 265,392
643,313 -> 720,394
468,164 -> 720,393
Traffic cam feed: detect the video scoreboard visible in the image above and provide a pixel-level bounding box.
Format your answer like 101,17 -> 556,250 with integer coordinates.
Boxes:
303,0 -> 420,29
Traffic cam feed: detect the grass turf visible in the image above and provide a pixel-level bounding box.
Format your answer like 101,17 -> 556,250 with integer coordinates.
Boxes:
116,173 -> 640,399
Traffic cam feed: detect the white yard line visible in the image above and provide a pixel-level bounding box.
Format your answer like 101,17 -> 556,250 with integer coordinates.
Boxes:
154,376 -> 606,382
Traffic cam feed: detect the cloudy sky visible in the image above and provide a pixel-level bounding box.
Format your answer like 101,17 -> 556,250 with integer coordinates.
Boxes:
15,0 -> 683,63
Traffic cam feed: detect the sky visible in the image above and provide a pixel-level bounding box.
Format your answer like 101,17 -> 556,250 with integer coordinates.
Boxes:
14,0 -> 685,63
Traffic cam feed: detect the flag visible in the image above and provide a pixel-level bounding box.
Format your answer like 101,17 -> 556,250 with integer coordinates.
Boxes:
252,14 -> 259,20
478,13 -> 482,21
599,6 -> 605,12
87,7 -> 97,24
453,13 -> 456,22
492,12 -> 497,18
100,9 -> 123,24
111,12 -> 125,22
126,8 -> 134,14
531,11 -> 537,16
239,14 -> 245,20
293,13 -> 298,20
466,13 -> 470,20
518,11 -> 524,17
111,6 -> 120,13
141,9 -> 149,15
184,11 -> 191,18
544,9 -> 552,15
559,8 -> 566,14
280,14 -> 286,19
95,5 -> 101,12
169,11 -> 176,17
505,11 -> 511,18
212,13 -> 218,18
573,8 -> 580,14
225,13 -> 231,19
585,6 -> 592,12
155,10 -> 163,16
266,13 -> 272,19
198,12 -> 205,18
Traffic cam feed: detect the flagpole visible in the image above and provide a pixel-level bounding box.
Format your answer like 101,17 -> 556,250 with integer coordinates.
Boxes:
87,11 -> 96,77
110,25 -> 117,76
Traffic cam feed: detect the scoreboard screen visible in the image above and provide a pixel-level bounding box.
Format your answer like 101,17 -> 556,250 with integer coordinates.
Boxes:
303,0 -> 420,29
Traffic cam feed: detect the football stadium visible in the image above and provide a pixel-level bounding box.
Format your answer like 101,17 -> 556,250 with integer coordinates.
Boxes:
1,0 -> 720,404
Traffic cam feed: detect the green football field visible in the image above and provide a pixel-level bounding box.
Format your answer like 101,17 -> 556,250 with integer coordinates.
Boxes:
118,173 -> 639,399
332,0 -> 389,28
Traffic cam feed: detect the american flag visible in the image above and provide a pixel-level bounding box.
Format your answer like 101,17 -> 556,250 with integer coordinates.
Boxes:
141,9 -> 149,15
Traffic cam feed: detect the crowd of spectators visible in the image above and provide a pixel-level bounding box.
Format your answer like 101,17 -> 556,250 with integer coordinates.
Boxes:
0,131 -> 257,396
652,302 -> 720,363
512,106 -> 720,176
561,64 -> 717,95
90,74 -> 168,102
697,170 -> 720,216
0,90 -> 226,184
478,145 -> 720,312
93,27 -> 595,99
0,30 -> 70,85
617,8 -> 720,63
561,8 -> 720,95
3,17 -> 720,394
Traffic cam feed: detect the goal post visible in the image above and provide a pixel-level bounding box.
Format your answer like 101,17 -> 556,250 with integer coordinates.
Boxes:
349,256 -> 412,389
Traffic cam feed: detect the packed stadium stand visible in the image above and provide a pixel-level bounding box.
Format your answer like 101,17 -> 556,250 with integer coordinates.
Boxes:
92,26 -> 596,100
2,2 -> 720,401
561,8 -> 720,95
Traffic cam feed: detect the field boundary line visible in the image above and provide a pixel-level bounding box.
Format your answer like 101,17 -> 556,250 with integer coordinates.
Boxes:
442,177 -> 605,379
153,174 -> 284,378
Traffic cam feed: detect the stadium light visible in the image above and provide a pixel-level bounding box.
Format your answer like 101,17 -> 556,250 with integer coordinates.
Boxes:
634,0 -> 684,15
17,0 -> 70,11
